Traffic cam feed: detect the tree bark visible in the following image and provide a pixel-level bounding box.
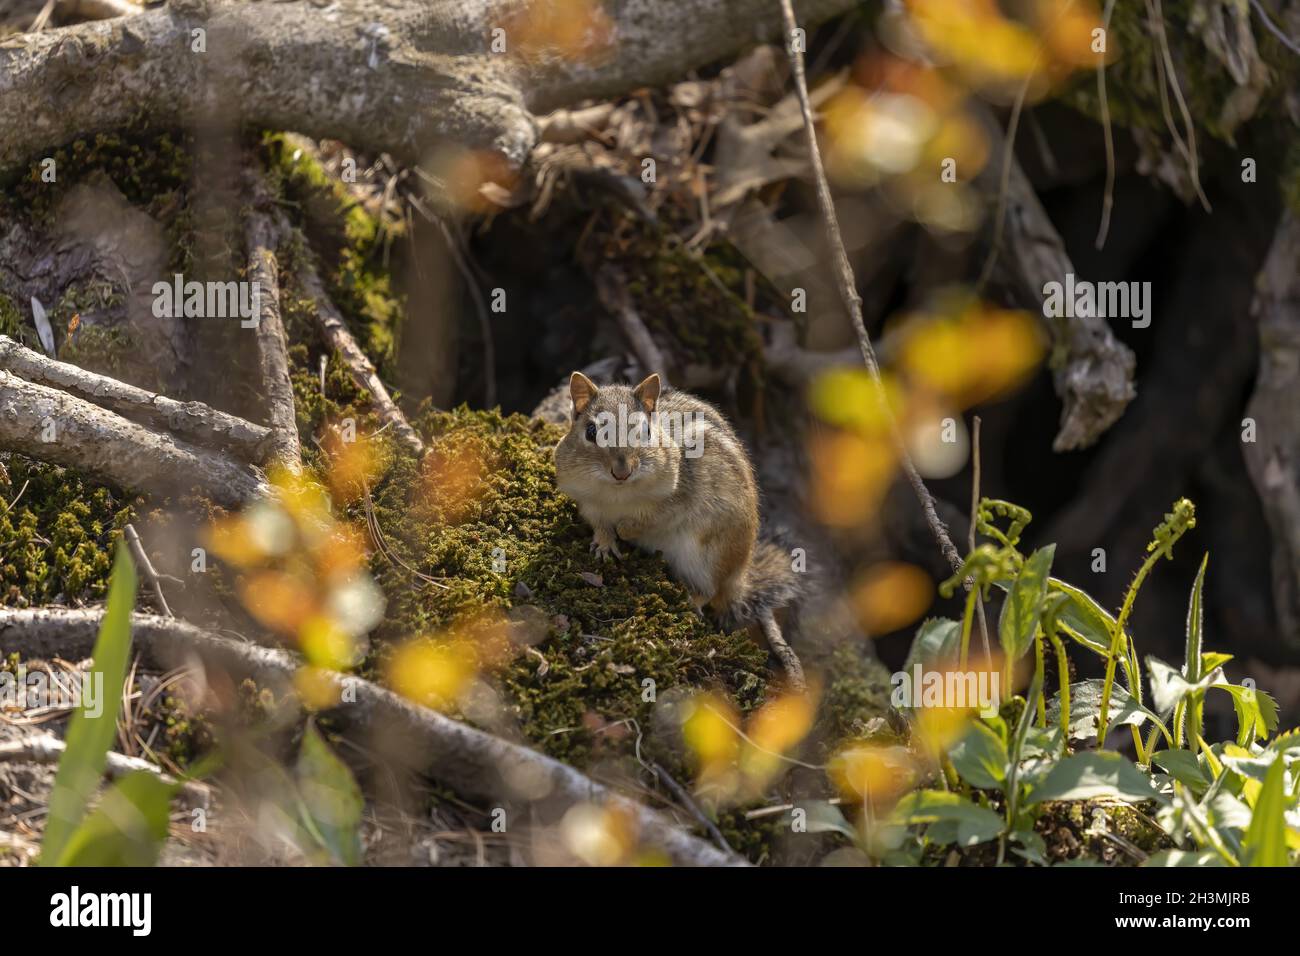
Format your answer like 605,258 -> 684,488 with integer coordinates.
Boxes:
0,369 -> 269,506
0,0 -> 859,177
0,607 -> 748,867
1243,209 -> 1300,651
0,333 -> 272,463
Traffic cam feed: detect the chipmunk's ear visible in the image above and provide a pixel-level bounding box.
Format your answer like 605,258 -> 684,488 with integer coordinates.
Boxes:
633,373 -> 661,413
569,371 -> 598,415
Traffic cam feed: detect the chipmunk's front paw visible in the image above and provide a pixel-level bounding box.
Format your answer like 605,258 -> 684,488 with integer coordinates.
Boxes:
614,519 -> 642,541
590,528 -> 623,560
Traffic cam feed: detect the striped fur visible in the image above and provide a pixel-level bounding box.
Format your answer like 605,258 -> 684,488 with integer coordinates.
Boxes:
554,373 -> 800,628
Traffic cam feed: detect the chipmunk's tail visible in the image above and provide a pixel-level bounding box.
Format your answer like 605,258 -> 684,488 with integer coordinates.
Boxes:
724,535 -> 808,693
726,538 -> 802,627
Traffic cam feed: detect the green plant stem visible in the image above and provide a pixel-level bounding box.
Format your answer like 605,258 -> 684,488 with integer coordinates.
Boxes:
959,587 -> 977,669
1033,630 -> 1046,727
1049,632 -> 1070,743
1099,558 -> 1158,746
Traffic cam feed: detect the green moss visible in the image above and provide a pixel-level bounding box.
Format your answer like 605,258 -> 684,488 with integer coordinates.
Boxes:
818,643 -> 894,747
1063,0 -> 1299,146
0,456 -> 137,607
262,133 -> 405,378
58,323 -> 137,379
0,292 -> 20,339
610,216 -> 765,375
9,130 -> 191,223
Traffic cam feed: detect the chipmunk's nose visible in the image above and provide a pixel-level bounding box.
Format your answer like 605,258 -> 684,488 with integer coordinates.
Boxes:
611,457 -> 632,481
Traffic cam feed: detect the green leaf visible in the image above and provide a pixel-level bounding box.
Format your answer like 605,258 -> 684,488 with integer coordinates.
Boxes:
1201,651 -> 1233,672
1046,679 -> 1170,746
56,771 -> 176,867
998,545 -> 1054,661
1184,555 -> 1208,683
1219,745 -> 1282,785
1047,578 -> 1117,657
1214,682 -> 1279,746
1152,749 -> 1210,793
1026,751 -> 1165,806
1143,849 -> 1226,867
892,790 -> 1004,847
1242,753 -> 1290,866
39,544 -> 137,865
1147,655 -> 1220,716
903,617 -> 962,674
948,721 -> 1009,791
802,801 -> 859,841
296,722 -> 364,866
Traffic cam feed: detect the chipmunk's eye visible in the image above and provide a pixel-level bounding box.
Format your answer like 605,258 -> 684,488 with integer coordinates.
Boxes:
584,422 -> 598,443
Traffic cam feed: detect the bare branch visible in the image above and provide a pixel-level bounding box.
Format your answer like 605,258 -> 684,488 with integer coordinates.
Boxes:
244,188 -> 302,474
972,108 -> 1137,452
274,212 -> 426,457
0,607 -> 748,866
0,334 -> 272,463
0,733 -> 209,810
0,370 -> 269,506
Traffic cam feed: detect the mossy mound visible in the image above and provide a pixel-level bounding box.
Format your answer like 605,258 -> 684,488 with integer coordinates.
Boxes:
0,456 -> 137,607
359,407 -> 773,768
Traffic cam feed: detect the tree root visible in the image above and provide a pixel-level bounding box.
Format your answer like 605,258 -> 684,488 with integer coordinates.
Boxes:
271,208 -> 426,457
972,107 -> 1137,452
0,0 -> 859,178
0,733 -> 210,811
244,180 -> 302,474
0,370 -> 269,507
0,608 -> 748,866
0,334 -> 272,464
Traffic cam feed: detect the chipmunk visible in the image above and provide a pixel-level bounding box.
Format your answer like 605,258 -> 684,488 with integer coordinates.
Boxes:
553,371 -> 806,689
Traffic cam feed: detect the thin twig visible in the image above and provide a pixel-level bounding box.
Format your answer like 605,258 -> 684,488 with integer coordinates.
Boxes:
776,0 -> 961,574
649,760 -> 734,853
244,178 -> 303,474
1149,0 -> 1212,211
1095,0 -> 1117,250
969,416 -> 990,659
976,74 -> 1032,291
124,523 -> 173,618
1250,0 -> 1300,57
594,266 -> 672,380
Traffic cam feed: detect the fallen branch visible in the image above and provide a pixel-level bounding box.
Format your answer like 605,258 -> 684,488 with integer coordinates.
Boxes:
594,266 -> 672,381
0,732 -> 210,810
276,212 -> 426,457
0,334 -> 272,464
973,107 -> 1137,452
0,608 -> 746,866
244,191 -> 302,474
0,370 -> 269,507
123,523 -> 173,618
